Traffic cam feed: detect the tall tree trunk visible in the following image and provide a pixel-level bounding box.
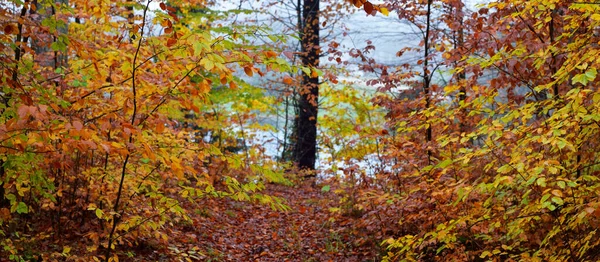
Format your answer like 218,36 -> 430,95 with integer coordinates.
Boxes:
293,0 -> 320,171
424,0 -> 433,164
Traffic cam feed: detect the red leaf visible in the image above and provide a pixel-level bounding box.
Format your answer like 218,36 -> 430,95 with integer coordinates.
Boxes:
159,2 -> 166,10
166,38 -> 177,47
364,2 -> 373,14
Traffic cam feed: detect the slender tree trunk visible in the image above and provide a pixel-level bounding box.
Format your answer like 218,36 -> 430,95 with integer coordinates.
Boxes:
549,8 -> 559,98
424,0 -> 433,164
281,96 -> 290,161
293,0 -> 320,171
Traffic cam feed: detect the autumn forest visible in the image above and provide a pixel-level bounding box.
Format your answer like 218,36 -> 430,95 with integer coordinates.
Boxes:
1,0 -> 600,261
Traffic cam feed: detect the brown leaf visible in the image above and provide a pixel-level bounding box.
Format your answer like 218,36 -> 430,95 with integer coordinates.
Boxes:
244,66 -> 254,77
363,2 -> 373,14
3,24 -> 16,35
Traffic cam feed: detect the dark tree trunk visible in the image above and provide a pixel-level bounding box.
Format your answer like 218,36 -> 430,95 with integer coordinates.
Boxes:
424,0 -> 433,164
293,0 -> 320,171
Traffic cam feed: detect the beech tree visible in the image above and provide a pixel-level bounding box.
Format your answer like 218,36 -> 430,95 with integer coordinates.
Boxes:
0,0 -> 290,260
292,0 -> 320,171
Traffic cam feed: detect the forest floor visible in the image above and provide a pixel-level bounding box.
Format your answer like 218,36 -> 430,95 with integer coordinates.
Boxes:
133,179 -> 382,261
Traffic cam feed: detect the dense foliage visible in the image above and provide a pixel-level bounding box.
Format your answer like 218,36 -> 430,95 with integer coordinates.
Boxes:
348,0 -> 600,260
0,0 -> 290,260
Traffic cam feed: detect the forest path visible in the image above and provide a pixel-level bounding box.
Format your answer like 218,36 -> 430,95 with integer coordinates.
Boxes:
175,180 -> 379,261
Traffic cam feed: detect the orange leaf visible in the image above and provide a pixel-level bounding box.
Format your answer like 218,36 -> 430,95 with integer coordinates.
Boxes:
283,76 -> 293,85
166,38 -> 177,47
264,50 -> 278,58
351,0 -> 365,8
199,80 -> 211,93
311,70 -> 318,78
156,122 -> 165,133
160,19 -> 170,27
244,66 -> 254,77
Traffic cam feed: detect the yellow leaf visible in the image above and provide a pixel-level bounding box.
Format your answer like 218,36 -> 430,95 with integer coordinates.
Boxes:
201,58 -> 214,70
87,203 -> 97,210
95,209 -> 104,219
551,189 -> 563,197
380,7 -> 389,16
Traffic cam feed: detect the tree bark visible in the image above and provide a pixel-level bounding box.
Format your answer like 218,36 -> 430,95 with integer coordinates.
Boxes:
293,0 -> 320,171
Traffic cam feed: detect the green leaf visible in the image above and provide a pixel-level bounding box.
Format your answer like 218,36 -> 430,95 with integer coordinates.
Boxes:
437,159 -> 452,169
551,196 -> 564,205
16,202 -> 28,214
50,41 -> 67,52
62,246 -> 71,255
497,164 -> 511,174
585,68 -> 597,81
5,194 -> 16,204
536,177 -> 547,187
321,185 -> 331,192
95,209 -> 104,219
572,73 -> 588,85
301,66 -> 311,76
